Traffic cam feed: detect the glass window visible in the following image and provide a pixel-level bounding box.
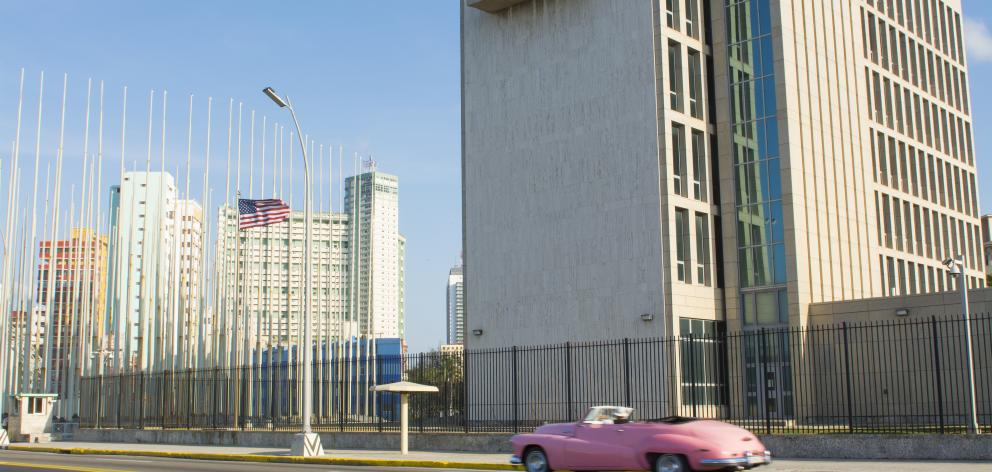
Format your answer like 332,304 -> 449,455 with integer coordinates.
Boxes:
673,124 -> 687,197
691,129 -> 707,201
679,317 -> 726,406
669,42 -> 683,111
695,213 -> 710,286
688,49 -> 703,118
675,208 -> 690,283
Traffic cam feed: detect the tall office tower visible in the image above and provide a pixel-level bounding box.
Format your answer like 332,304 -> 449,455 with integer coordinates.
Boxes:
345,168 -> 405,340
215,209 -> 353,356
461,0 -> 983,348
105,171 -> 203,372
35,228 -> 108,411
446,263 -> 465,345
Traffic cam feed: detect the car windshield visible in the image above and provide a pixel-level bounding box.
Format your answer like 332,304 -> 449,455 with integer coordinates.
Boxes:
582,406 -> 634,424
646,416 -> 698,424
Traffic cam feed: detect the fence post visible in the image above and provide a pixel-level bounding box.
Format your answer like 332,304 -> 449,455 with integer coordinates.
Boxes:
688,334 -> 698,418
212,368 -> 219,429
95,375 -> 103,429
623,338 -> 632,408
138,373 -> 145,429
512,346 -> 519,434
187,370 -> 193,429
116,373 -> 123,429
565,342 -> 572,421
462,349 -> 469,433
378,355 -> 384,433
842,322 -> 854,433
930,316 -> 945,434
759,329 -> 770,435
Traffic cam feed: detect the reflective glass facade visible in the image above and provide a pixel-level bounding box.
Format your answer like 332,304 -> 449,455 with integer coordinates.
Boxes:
727,0 -> 787,327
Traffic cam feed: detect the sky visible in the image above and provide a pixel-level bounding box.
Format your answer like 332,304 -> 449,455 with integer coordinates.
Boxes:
2,1 -> 992,353
963,0 -> 992,215
0,1 -> 462,353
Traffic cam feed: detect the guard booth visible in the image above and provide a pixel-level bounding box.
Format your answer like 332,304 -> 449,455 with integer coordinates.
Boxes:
8,393 -> 58,443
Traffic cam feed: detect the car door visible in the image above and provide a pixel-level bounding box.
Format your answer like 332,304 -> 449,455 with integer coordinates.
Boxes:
563,423 -> 628,469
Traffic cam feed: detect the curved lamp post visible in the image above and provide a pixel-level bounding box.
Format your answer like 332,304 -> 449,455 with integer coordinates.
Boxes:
263,87 -> 323,456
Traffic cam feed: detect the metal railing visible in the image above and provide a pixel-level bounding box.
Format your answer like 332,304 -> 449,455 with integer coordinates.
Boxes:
78,314 -> 992,434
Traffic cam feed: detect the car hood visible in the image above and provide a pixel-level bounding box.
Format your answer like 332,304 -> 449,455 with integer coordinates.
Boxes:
533,422 -> 578,436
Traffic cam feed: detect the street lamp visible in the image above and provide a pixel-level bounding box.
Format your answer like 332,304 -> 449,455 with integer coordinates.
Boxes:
943,256 -> 980,435
264,87 -> 323,456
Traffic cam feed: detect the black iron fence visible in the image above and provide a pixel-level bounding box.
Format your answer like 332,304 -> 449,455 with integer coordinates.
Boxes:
78,314 -> 992,434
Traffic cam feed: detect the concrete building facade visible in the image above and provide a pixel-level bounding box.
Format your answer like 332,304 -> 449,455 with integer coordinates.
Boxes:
982,214 -> 991,284
462,0 -> 983,346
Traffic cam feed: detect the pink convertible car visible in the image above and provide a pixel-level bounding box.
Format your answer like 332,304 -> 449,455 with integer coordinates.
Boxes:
510,406 -> 771,472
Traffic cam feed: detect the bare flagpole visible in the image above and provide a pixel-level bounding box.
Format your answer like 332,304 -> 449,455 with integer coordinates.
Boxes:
41,74 -> 69,394
0,69 -> 25,430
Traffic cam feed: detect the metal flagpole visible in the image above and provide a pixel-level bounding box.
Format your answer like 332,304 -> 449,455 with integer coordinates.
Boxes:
22,71 -> 45,393
198,97 -> 213,371
0,69 -> 25,443
110,86 -> 128,376
41,74 -> 69,394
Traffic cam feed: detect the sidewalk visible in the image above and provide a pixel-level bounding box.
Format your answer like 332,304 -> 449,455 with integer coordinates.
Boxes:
8,441 -> 521,470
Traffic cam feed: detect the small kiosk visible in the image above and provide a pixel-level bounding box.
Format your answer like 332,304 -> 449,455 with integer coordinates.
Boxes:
8,393 -> 58,443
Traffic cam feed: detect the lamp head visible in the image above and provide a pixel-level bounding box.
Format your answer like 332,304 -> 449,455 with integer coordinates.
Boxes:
262,87 -> 288,108
943,256 -> 963,277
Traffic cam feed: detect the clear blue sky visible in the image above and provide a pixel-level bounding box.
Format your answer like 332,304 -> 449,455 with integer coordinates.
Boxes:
0,1 -> 462,353
2,2 -> 992,353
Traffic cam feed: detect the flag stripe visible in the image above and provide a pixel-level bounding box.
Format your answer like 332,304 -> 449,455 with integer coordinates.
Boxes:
238,198 -> 291,230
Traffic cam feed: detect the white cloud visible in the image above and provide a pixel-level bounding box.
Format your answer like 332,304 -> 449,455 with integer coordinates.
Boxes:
964,17 -> 992,63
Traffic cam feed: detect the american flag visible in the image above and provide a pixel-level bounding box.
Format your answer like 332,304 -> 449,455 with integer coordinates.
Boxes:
238,198 -> 290,230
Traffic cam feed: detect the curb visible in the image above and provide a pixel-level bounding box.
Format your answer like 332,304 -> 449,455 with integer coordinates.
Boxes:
8,446 -> 525,471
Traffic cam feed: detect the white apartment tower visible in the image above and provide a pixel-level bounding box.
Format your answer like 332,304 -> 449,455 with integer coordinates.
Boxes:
105,171 -> 203,372
447,264 -> 465,345
345,169 -> 405,340
215,209 -> 353,352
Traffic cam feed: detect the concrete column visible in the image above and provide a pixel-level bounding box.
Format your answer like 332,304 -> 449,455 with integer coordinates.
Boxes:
400,393 -> 409,455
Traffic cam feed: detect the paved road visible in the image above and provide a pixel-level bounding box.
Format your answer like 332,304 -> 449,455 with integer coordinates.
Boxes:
2,450 -> 991,472
0,450 -> 486,472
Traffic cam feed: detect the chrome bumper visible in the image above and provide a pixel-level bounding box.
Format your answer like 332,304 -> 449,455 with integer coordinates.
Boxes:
700,451 -> 772,468
510,455 -> 522,465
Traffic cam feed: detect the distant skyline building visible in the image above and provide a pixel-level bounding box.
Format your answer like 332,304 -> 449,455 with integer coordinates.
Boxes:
35,228 -> 108,415
345,168 -> 405,340
105,171 -> 203,373
446,263 -> 464,345
983,214 -> 992,283
462,0 -> 984,350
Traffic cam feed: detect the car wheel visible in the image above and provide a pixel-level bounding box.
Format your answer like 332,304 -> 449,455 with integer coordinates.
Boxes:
654,454 -> 687,472
524,447 -> 552,472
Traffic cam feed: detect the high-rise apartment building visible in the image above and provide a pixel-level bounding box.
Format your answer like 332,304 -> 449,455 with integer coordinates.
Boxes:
462,0 -> 983,348
35,228 -> 108,410
345,168 -> 405,339
447,264 -> 465,345
105,171 -> 203,372
215,209 -> 353,354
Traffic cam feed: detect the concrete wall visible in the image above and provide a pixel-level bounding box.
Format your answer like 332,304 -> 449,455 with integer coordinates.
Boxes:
462,0 -> 667,349
808,287 -> 992,324
74,429 -> 992,460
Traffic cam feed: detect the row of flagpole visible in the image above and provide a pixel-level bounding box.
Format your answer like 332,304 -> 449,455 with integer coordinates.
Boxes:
0,68 -> 385,423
